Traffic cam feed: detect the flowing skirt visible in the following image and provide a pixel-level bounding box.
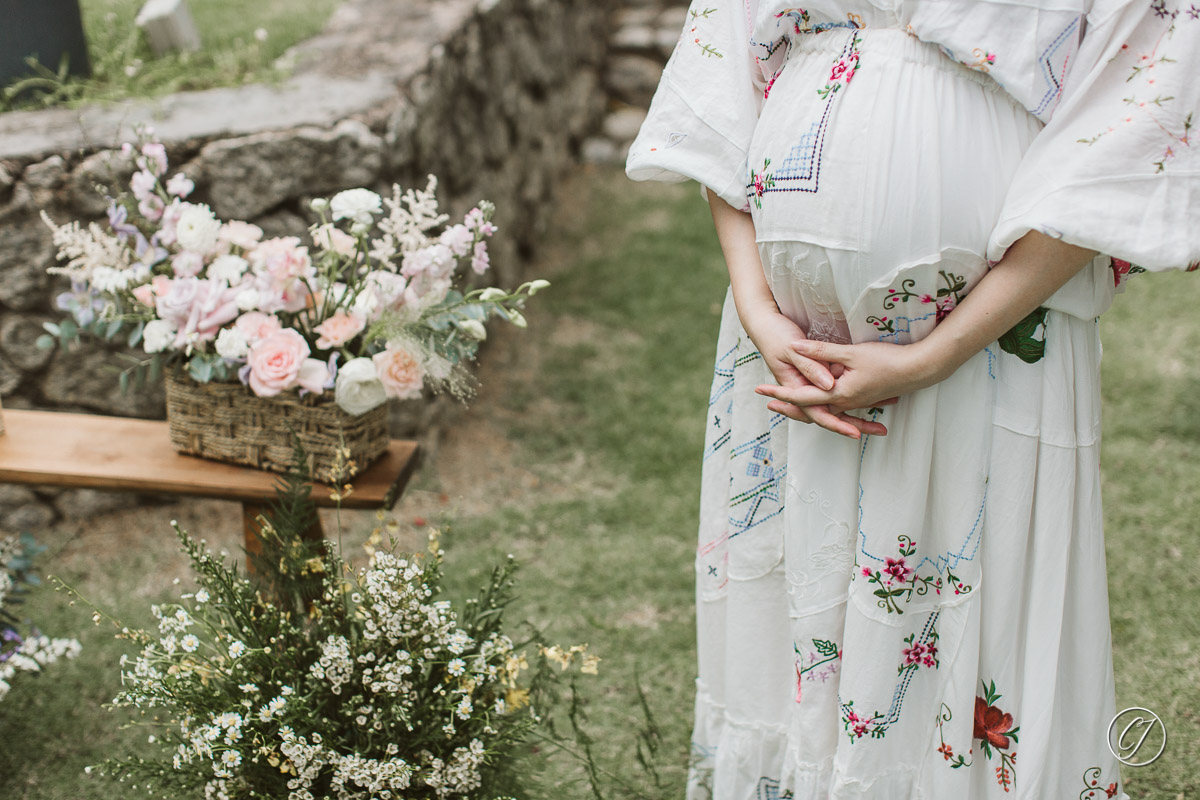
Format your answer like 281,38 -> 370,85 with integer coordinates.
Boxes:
688,28 -> 1127,800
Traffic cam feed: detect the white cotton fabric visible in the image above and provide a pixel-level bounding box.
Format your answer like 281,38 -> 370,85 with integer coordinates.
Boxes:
622,0 -> 1200,797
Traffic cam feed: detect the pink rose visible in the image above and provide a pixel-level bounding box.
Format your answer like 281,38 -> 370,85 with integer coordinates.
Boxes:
313,311 -> 366,351
250,237 -> 313,288
372,346 -> 425,400
235,312 -> 283,343
219,221 -> 264,252
296,358 -> 332,395
313,224 -> 358,257
132,284 -> 155,308
155,278 -> 201,328
247,329 -> 310,397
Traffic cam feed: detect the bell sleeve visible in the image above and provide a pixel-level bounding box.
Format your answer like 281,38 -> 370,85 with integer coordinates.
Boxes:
988,0 -> 1200,272
625,0 -> 770,211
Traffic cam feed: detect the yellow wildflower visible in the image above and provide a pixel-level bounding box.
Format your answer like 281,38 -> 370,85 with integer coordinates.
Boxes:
505,687 -> 531,711
581,654 -> 601,675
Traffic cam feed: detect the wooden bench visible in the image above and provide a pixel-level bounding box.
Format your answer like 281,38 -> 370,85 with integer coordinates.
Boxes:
0,409 -> 420,566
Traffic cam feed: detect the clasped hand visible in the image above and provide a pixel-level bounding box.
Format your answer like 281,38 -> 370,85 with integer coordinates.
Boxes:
747,312 -> 937,440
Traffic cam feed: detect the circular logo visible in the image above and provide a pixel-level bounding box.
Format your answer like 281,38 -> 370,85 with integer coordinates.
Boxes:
1107,707 -> 1167,766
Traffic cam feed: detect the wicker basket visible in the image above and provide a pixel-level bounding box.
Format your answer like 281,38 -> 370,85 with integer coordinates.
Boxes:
164,370 -> 389,480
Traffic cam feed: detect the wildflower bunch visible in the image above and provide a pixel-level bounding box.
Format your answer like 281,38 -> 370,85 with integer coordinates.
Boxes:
67,461 -> 592,800
0,533 -> 82,701
40,136 -> 548,410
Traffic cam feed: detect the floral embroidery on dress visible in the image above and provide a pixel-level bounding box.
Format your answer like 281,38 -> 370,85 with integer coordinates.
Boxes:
857,535 -> 974,615
794,637 -> 841,701
839,613 -> 941,742
975,680 -> 1020,792
751,158 -> 777,208
866,270 -> 966,335
688,6 -> 725,58
935,702 -> 974,768
817,30 -> 863,99
1076,0 -> 1197,172
1077,766 -> 1120,799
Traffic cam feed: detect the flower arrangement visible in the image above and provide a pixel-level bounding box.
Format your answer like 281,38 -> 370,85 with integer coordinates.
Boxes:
64,460 -> 597,800
0,533 -> 82,701
40,138 -> 547,413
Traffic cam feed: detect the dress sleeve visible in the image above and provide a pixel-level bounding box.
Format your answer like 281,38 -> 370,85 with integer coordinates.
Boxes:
625,0 -> 770,211
988,0 -> 1200,272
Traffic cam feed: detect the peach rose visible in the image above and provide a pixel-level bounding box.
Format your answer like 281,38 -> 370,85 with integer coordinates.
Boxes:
313,311 -> 366,351
132,284 -> 155,308
247,329 -> 310,397
235,312 -> 283,343
372,345 -> 425,400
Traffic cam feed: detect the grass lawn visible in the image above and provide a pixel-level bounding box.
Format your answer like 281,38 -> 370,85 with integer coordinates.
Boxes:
1,167 -> 1198,799
3,0 -> 342,110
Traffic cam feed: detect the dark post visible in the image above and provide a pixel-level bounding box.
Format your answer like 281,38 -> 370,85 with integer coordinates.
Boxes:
0,0 -> 93,86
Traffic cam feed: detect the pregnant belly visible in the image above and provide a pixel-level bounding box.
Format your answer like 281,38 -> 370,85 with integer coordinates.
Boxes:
747,29 -> 1042,344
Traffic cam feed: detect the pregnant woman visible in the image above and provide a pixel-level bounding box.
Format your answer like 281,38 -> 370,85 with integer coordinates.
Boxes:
626,1 -> 1197,798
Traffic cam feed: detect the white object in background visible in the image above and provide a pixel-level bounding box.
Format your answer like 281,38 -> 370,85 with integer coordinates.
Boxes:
136,0 -> 201,56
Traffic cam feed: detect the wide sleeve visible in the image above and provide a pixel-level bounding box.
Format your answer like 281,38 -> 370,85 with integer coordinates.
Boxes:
625,0 -> 769,211
987,0 -> 1200,272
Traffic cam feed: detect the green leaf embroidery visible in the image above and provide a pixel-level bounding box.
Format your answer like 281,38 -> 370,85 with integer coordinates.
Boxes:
997,306 -> 1049,364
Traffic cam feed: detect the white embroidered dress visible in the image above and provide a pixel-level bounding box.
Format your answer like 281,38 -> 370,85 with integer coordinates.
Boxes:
626,1 -> 1199,798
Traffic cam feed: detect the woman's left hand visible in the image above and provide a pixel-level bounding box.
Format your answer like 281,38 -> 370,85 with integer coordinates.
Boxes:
755,339 -> 942,433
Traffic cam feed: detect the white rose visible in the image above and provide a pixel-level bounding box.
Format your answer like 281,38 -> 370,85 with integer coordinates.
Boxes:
329,189 -> 383,225
208,254 -> 249,284
215,327 -> 248,359
175,204 -> 223,255
143,320 -> 176,353
335,357 -> 387,415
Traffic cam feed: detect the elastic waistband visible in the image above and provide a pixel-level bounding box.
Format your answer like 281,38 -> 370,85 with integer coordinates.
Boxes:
786,27 -> 1001,91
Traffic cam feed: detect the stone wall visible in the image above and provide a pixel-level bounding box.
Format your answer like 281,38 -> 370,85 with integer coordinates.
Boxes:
0,0 -> 612,527
584,0 -> 687,166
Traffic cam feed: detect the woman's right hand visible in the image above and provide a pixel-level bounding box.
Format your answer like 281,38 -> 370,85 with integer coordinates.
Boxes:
741,307 -> 889,439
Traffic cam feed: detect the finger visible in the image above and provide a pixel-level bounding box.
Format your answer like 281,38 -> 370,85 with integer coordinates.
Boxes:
792,339 -> 853,367
829,363 -> 846,379
756,382 -> 837,408
766,400 -> 815,424
836,413 -> 888,437
786,348 -> 835,390
805,405 -> 866,439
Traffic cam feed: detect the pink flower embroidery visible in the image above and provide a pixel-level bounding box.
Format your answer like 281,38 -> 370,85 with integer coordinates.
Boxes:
883,556 -> 914,584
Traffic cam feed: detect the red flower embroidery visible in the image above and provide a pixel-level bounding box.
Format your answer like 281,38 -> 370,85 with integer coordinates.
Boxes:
1107,783 -> 1118,798
973,696 -> 1015,749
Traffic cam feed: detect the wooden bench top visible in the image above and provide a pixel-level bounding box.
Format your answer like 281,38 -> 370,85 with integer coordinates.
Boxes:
0,409 -> 420,510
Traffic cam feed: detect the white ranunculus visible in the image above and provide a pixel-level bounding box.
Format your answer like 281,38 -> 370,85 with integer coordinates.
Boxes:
335,357 -> 387,415
175,204 -> 223,255
329,189 -> 383,225
235,288 -> 260,311
143,320 -> 176,353
215,327 -> 248,359
208,254 -> 249,284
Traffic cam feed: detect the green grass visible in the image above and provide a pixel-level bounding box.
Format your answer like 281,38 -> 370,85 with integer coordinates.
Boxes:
1,168 -> 1198,799
3,0 -> 342,111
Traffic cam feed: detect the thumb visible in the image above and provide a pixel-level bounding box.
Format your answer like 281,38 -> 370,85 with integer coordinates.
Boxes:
787,351 -> 835,390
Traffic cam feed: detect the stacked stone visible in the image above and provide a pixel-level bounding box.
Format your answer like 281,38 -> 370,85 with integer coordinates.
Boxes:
0,0 -> 612,528
583,1 -> 688,166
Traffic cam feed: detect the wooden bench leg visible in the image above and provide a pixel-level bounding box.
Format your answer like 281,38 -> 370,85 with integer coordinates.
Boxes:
241,501 -> 325,575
